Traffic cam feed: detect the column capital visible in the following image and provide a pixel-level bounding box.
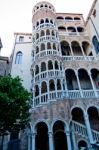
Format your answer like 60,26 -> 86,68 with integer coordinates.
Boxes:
31,132 -> 36,137
65,130 -> 70,136
48,132 -> 53,137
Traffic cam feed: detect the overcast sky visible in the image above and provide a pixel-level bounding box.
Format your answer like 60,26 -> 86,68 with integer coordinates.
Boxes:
0,0 -> 93,57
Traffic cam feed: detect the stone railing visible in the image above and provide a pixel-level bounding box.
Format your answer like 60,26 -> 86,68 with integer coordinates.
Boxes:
35,70 -> 63,82
35,23 -> 56,30
35,35 -> 58,44
35,49 -> 59,59
92,129 -> 99,142
33,90 -> 99,107
72,121 -> 88,138
72,121 -> 99,142
62,56 -> 95,61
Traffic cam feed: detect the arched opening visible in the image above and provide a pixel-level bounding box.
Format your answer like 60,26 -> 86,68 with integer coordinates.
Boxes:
46,29 -> 50,35
49,79 -> 55,91
74,17 -> 81,20
65,69 -> 79,90
61,41 -> 71,56
78,69 -> 92,89
78,140 -> 88,150
88,106 -> 99,131
65,17 -> 73,20
41,62 -> 46,72
57,79 -> 61,90
57,16 -> 64,20
40,5 -> 43,8
92,35 -> 99,54
36,122 -> 49,150
36,21 -> 39,27
35,85 -> 39,97
55,61 -> 59,70
15,51 -> 23,64
71,41 -> 83,56
41,43 -> 45,51
47,42 -> 51,49
77,27 -> 84,32
36,46 -> 39,54
71,107 -> 85,124
36,33 -> 39,39
41,81 -> 47,93
48,60 -> 53,70
67,27 -> 76,32
52,30 -> 55,36
53,43 -> 56,50
50,19 -> 53,24
35,65 -> 39,75
58,26 -> 66,32
53,121 -> 68,150
45,4 -> 48,8
91,69 -> 99,89
40,30 -> 45,36
45,18 -> 49,23
82,41 -> 92,56
40,19 -> 44,24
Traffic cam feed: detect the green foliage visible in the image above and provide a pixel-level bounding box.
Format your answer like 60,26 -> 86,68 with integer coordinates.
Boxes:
0,75 -> 31,135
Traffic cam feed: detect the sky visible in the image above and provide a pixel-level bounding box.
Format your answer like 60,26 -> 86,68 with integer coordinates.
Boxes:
0,0 -> 94,57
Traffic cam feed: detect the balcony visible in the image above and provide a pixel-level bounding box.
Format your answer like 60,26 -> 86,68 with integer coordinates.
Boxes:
35,23 -> 57,30
35,49 -> 59,60
35,70 -> 63,82
62,56 -> 95,61
35,35 -> 58,44
33,89 -> 99,107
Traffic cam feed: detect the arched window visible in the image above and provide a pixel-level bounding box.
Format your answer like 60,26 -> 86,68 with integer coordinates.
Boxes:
15,51 -> 23,64
40,19 -> 44,24
41,82 -> 47,93
48,60 -> 53,70
45,18 -> 49,23
53,43 -> 56,50
52,30 -> 55,36
36,46 -> 39,54
47,42 -> 51,49
46,29 -> 50,35
41,43 -> 45,51
41,62 -> 46,72
40,30 -> 45,36
55,61 -> 59,69
92,35 -> 99,54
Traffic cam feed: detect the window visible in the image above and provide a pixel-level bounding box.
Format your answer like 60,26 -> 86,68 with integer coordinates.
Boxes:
19,36 -> 24,42
92,36 -> 99,54
15,51 -> 23,64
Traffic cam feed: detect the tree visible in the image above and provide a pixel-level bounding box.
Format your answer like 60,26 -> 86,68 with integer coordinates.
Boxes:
0,75 -> 31,150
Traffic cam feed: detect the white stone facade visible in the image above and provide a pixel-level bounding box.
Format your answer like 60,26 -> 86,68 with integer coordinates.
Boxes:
11,1 -> 99,150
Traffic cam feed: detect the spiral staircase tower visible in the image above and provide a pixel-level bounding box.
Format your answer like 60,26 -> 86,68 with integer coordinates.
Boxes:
31,1 -> 65,108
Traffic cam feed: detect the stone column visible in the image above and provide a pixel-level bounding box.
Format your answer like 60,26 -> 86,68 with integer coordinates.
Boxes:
39,83 -> 41,104
88,71 -> 98,97
28,134 -> 31,150
69,43 -> 74,57
65,131 -> 72,150
75,71 -> 83,97
84,114 -> 94,144
55,79 -> 58,98
80,44 -> 85,57
47,80 -> 50,100
71,124 -> 77,150
31,133 -> 36,150
48,132 -> 54,150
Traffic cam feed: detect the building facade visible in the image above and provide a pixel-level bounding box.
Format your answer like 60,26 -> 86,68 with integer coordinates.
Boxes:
11,1 -> 99,150
0,38 -> 10,76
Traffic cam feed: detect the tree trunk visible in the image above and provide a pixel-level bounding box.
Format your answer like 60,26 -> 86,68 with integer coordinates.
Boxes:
0,134 -> 4,150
